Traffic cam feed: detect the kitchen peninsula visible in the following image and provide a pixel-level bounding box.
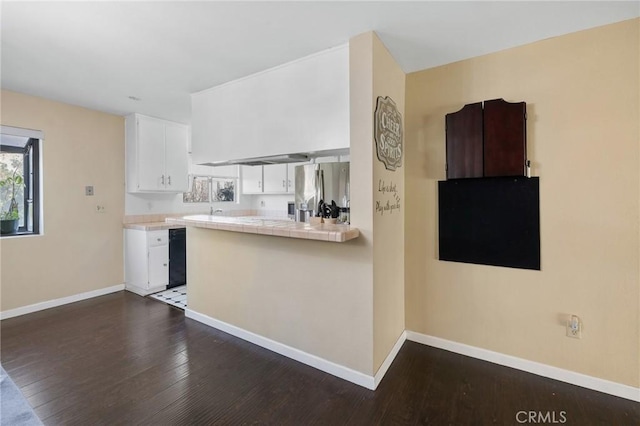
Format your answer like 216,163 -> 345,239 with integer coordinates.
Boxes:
174,213 -> 374,387
168,32 -> 406,390
166,215 -> 359,242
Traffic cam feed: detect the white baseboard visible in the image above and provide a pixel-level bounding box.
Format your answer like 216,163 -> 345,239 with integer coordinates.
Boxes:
406,331 -> 640,403
185,308 -> 378,390
124,284 -> 165,297
374,331 -> 407,388
0,284 -> 125,320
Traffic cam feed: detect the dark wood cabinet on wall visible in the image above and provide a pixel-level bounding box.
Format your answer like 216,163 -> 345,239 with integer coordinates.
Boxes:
446,98 -> 526,179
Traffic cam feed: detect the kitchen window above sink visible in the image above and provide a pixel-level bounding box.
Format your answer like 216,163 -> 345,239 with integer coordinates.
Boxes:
183,176 -> 236,204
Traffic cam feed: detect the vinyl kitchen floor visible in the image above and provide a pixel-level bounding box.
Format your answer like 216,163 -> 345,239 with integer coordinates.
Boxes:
149,285 -> 187,309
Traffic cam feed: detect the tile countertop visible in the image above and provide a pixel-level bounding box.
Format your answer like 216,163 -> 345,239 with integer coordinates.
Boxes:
123,221 -> 188,231
165,215 -> 360,243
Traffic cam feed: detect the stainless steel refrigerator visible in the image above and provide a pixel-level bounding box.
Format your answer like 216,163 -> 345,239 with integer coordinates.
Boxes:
294,162 -> 350,222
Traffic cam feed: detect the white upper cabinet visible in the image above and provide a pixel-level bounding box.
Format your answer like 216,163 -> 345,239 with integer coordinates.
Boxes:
263,164 -> 288,193
191,44 -> 349,164
136,117 -> 165,191
164,123 -> 189,191
242,162 -> 305,195
241,165 -> 263,194
286,163 -> 297,193
126,114 -> 189,193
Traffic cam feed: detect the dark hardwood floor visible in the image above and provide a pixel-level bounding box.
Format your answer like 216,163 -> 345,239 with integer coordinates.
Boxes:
1,291 -> 638,425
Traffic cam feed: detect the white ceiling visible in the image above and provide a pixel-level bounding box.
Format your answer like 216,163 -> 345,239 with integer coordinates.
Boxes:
2,1 -> 638,124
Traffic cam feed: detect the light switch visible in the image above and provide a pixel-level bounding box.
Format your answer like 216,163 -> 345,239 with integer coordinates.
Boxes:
85,186 -> 94,196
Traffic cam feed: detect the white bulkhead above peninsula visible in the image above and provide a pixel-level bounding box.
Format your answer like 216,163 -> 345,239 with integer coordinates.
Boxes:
190,44 -> 349,164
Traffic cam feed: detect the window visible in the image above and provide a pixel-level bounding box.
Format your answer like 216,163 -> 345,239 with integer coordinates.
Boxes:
211,178 -> 235,202
0,126 -> 42,236
183,176 -> 236,203
183,164 -> 238,205
183,176 -> 211,203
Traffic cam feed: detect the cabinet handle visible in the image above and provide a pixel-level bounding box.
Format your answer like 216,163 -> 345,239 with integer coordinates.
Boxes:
161,175 -> 165,185
168,176 -> 171,185
157,238 -> 161,242
288,179 -> 292,188
163,263 -> 167,267
258,181 -> 261,188
282,180 -> 285,188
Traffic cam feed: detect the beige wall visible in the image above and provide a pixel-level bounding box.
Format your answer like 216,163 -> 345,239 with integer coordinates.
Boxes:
405,19 -> 639,387
0,90 -> 125,311
348,32 -> 376,373
371,34 -> 406,371
187,227 -> 374,373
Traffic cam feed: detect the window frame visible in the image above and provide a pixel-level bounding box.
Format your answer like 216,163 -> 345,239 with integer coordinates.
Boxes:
0,127 -> 42,237
182,175 -> 212,204
183,175 -> 238,204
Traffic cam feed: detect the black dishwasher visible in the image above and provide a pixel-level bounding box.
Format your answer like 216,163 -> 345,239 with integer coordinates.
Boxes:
168,228 -> 187,288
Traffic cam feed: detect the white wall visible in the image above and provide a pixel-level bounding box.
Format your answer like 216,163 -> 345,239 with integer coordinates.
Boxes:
251,194 -> 293,216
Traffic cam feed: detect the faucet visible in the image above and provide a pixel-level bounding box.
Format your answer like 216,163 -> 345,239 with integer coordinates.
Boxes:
210,207 -> 223,215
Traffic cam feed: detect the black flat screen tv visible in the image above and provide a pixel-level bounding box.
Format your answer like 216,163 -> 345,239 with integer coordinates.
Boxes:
438,177 -> 540,270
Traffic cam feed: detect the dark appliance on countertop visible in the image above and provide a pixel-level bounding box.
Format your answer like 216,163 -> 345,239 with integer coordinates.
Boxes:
287,202 -> 295,220
168,228 -> 187,288
294,162 -> 350,223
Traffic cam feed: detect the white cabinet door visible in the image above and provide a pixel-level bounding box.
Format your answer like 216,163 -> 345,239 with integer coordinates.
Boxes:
164,123 -> 189,192
148,245 -> 169,289
286,163 -> 306,193
137,116 -> 165,191
125,229 -> 169,295
263,164 -> 287,194
241,166 -> 263,194
126,114 -> 189,193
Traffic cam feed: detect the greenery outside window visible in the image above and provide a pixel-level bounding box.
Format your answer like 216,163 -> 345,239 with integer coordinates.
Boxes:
183,176 -> 236,204
183,176 -> 210,203
211,178 -> 235,202
0,126 -> 42,236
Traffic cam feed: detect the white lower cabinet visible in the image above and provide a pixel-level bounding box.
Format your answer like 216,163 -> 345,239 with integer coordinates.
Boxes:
125,229 -> 169,296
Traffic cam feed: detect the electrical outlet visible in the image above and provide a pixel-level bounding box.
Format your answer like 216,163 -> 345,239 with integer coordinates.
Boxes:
566,315 -> 582,339
85,186 -> 94,196
96,205 -> 106,213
